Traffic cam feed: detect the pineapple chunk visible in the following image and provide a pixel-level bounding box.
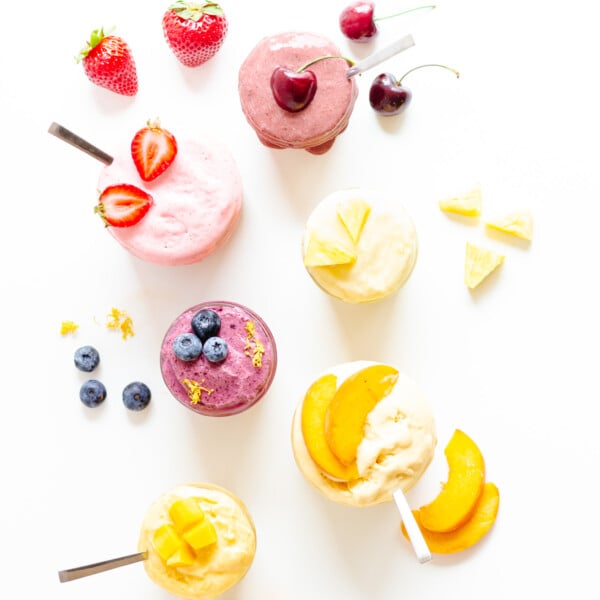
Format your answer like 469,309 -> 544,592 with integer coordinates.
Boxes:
168,498 -> 205,532
439,188 -> 482,217
153,524 -> 185,562
486,210 -> 533,241
464,243 -> 505,289
166,544 -> 196,567
336,197 -> 371,243
304,232 -> 356,267
182,518 -> 218,551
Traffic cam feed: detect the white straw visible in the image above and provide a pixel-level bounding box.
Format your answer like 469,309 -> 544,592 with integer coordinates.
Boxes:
392,488 -> 431,563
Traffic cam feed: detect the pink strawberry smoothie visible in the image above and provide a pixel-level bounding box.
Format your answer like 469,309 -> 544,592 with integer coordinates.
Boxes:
238,32 -> 358,154
160,302 -> 277,416
97,138 -> 242,265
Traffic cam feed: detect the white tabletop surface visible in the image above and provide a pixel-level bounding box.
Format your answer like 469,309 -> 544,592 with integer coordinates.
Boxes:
2,0 -> 599,598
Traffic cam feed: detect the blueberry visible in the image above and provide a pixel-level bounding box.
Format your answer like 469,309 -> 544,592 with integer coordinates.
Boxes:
191,309 -> 221,342
122,381 -> 151,411
74,345 -> 100,372
202,336 -> 228,363
173,333 -> 202,361
79,379 -> 107,408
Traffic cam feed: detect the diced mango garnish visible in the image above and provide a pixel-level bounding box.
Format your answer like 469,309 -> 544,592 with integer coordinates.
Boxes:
182,518 -> 218,551
168,498 -> 205,532
439,188 -> 482,217
336,197 -> 371,244
166,544 -> 196,567
304,233 -> 357,268
153,524 -> 185,562
464,243 -> 505,289
485,210 -> 533,241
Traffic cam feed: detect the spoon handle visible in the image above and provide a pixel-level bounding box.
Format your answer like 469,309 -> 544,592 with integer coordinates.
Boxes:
48,122 -> 114,165
346,34 -> 415,79
58,551 -> 147,582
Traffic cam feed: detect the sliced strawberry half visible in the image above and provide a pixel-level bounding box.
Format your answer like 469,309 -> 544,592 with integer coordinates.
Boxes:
95,184 -> 153,227
131,119 -> 178,181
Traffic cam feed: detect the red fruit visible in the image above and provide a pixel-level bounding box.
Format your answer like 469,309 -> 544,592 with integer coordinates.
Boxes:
131,119 -> 178,182
339,1 -> 377,42
77,27 -> 138,96
95,184 -> 153,227
162,1 -> 228,67
270,68 -> 317,113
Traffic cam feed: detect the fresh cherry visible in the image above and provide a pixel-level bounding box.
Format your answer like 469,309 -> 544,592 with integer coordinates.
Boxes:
340,2 -> 436,42
369,63 -> 459,116
270,55 -> 354,113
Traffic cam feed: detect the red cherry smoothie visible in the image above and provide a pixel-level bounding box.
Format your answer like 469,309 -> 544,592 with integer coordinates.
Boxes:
160,302 -> 277,416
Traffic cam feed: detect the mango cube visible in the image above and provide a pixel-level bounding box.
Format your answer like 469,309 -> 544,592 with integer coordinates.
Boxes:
166,544 -> 196,567
464,243 -> 504,289
439,188 -> 482,217
336,197 -> 371,243
168,498 -> 205,532
304,232 -> 357,267
182,518 -> 218,551
153,524 -> 185,562
486,210 -> 533,241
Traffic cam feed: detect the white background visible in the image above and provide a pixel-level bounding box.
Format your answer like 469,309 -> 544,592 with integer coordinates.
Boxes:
2,0 -> 599,598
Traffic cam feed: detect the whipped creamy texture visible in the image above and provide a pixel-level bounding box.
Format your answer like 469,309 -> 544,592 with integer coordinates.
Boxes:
302,188 -> 418,303
238,32 -> 358,154
97,138 -> 242,265
292,361 -> 436,507
138,483 -> 256,600
160,301 -> 277,416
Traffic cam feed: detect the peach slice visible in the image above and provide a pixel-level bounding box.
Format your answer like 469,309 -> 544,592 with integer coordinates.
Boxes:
325,365 -> 399,466
301,374 -> 359,481
402,482 -> 500,553
417,429 -> 485,532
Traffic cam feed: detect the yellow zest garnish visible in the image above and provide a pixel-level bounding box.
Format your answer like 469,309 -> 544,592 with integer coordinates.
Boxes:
106,307 -> 134,339
60,320 -> 79,335
244,321 -> 264,368
182,379 -> 215,405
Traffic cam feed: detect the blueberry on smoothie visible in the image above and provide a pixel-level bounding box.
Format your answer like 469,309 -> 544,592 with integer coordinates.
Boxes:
203,336 -> 228,363
74,345 -> 100,372
191,309 -> 221,342
79,379 -> 107,407
122,381 -> 151,411
173,333 -> 203,361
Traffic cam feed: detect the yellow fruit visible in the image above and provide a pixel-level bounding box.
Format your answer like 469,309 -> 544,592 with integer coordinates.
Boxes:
303,232 -> 357,267
486,210 -> 533,241
464,242 -> 505,289
402,482 -> 499,554
301,374 -> 359,481
438,188 -> 482,217
153,524 -> 185,562
336,197 -> 371,243
182,518 -> 218,551
417,429 -> 485,533
325,365 -> 399,466
168,498 -> 205,532
166,544 -> 196,567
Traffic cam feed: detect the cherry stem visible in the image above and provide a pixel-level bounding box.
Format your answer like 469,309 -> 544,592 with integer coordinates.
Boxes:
398,63 -> 460,85
297,55 -> 355,73
374,5 -> 436,22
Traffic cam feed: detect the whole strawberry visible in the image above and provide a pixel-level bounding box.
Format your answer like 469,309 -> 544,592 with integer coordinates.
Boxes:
77,27 -> 138,96
162,1 -> 228,67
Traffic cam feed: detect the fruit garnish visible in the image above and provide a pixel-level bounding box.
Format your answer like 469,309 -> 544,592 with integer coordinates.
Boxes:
340,2 -> 436,42
74,345 -> 100,373
95,184 -> 153,228
304,232 -> 357,267
162,1 -> 228,67
244,321 -> 265,368
60,320 -> 79,335
173,333 -> 203,361
402,482 -> 499,553
122,381 -> 151,411
166,544 -> 196,567
438,188 -> 482,217
336,197 -> 371,243
417,429 -> 486,532
182,519 -> 217,551
486,210 -> 533,241
169,498 -> 206,531
106,307 -> 135,339
79,379 -> 107,408
153,524 -> 185,562
131,119 -> 178,182
202,337 -> 228,363
464,242 -> 505,289
76,27 -> 138,96
182,378 -> 215,404
270,55 -> 354,113
369,64 -> 459,116
191,309 -> 221,342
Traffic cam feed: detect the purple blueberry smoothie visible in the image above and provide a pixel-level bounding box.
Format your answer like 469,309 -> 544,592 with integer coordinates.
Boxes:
160,301 -> 277,416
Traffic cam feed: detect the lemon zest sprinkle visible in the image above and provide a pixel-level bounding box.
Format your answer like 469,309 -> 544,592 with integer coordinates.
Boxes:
106,307 -> 135,339
182,379 -> 215,405
244,321 -> 264,368
60,320 -> 79,335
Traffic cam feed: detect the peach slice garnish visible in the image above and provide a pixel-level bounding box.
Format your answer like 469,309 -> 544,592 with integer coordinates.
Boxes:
417,429 -> 485,533
402,482 -> 500,553
301,374 -> 358,481
325,364 -> 399,466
